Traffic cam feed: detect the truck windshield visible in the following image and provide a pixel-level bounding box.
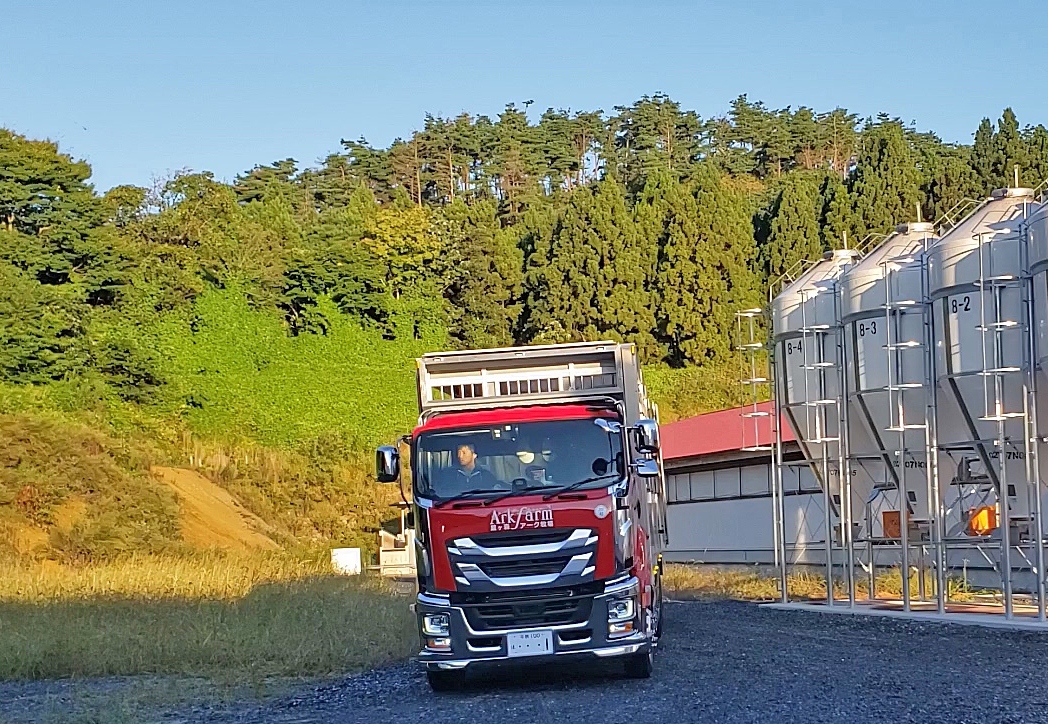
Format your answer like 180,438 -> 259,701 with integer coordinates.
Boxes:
414,417 -> 624,501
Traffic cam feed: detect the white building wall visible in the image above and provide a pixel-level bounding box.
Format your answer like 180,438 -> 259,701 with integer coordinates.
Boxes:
663,461 -> 830,565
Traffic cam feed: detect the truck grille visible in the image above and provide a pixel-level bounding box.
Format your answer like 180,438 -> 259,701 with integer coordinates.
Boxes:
453,582 -> 601,631
474,598 -> 588,628
476,556 -> 572,578
448,527 -> 598,593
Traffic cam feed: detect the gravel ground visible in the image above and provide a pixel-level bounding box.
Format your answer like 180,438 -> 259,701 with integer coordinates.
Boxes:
3,600 -> 1048,723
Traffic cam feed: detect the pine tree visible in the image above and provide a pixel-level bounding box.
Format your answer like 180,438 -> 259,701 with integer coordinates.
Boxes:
763,172 -> 823,280
817,108 -> 860,178
850,121 -> 922,236
525,186 -> 600,341
537,109 -> 578,191
234,159 -> 298,204
818,173 -> 861,249
590,178 -> 658,357
913,139 -> 980,223
993,108 -> 1027,187
517,197 -> 564,342
633,168 -> 676,274
610,94 -> 701,190
441,199 -> 523,349
971,118 -> 996,193
656,165 -> 760,364
493,104 -> 543,219
524,179 -> 656,353
1026,125 -> 1048,187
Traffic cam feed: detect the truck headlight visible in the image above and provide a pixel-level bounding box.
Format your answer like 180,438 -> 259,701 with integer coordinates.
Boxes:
607,597 -> 635,623
422,613 -> 450,636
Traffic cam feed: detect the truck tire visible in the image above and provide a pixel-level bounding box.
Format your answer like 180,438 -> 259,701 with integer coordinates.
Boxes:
653,574 -> 664,641
426,668 -> 466,691
624,649 -> 653,679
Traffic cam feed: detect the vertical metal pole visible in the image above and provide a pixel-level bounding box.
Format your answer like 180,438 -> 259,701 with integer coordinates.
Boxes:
926,253 -> 947,616
886,257 -> 912,612
1021,247 -> 1046,621
994,281 -> 1014,619
840,315 -> 857,608
822,439 -> 834,605
918,545 -> 927,601
867,498 -> 876,600
771,285 -> 789,605
774,358 -> 788,604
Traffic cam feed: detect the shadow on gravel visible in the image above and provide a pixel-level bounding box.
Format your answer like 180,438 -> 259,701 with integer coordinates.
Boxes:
444,657 -> 637,694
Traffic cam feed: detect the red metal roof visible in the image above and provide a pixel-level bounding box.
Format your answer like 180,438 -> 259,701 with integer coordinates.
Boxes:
661,401 -> 794,460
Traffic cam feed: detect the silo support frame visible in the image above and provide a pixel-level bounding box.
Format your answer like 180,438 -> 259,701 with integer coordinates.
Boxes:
773,349 -> 788,603
924,256 -> 948,616
1022,271 -> 1047,621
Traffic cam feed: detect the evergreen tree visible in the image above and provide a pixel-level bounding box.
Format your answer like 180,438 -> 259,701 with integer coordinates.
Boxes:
591,178 -> 658,357
492,104 -> 543,219
656,165 -> 759,364
818,173 -> 861,249
610,94 -> 701,189
913,140 -> 980,223
1026,125 -> 1048,187
282,186 -> 387,333
851,121 -> 922,236
234,159 -> 298,204
763,172 -> 823,280
525,179 -> 656,353
537,109 -> 579,191
0,260 -> 85,382
517,196 -> 564,341
993,108 -> 1027,187
441,199 -> 523,349
633,169 -> 676,269
971,118 -> 996,193
817,108 -> 860,178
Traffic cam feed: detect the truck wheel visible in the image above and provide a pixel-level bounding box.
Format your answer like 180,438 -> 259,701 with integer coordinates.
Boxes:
653,575 -> 664,641
426,668 -> 466,692
624,649 -> 653,679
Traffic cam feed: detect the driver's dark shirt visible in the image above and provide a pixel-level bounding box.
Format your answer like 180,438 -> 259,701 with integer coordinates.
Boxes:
451,465 -> 498,491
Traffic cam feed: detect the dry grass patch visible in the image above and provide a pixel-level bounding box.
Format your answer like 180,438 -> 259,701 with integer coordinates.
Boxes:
663,564 -> 971,602
0,553 -> 417,680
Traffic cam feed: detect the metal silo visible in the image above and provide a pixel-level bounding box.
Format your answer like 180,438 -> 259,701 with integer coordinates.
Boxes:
1025,199 -> 1048,618
927,187 -> 1042,615
840,223 -> 937,608
771,249 -> 859,601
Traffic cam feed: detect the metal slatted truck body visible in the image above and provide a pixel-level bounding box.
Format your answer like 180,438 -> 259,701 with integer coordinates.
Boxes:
375,341 -> 668,689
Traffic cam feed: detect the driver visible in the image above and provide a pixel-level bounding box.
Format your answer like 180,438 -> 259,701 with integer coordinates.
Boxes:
449,443 -> 499,492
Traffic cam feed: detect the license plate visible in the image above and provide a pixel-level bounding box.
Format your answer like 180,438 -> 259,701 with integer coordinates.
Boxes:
506,630 -> 553,658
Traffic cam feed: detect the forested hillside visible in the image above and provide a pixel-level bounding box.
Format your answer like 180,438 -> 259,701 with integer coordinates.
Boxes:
2,94 -> 1046,559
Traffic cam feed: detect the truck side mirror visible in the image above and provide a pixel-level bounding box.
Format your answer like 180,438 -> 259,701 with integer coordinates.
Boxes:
634,419 -> 660,454
635,458 -> 660,478
376,445 -> 400,483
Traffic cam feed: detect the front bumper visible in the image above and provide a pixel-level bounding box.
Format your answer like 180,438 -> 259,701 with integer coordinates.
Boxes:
414,575 -> 651,671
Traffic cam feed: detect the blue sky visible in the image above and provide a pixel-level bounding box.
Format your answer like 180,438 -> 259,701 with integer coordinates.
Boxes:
2,0 -> 1042,191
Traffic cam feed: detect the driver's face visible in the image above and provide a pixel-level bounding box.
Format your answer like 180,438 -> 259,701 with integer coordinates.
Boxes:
457,445 -> 477,468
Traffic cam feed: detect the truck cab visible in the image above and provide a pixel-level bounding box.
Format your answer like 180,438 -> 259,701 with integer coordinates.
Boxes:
376,342 -> 668,690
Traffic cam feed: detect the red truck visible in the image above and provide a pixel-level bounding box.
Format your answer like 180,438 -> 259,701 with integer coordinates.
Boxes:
375,341 -> 669,690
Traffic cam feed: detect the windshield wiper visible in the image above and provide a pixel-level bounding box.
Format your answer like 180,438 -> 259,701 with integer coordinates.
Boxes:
482,485 -> 551,506
434,488 -> 501,508
541,474 -> 619,501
